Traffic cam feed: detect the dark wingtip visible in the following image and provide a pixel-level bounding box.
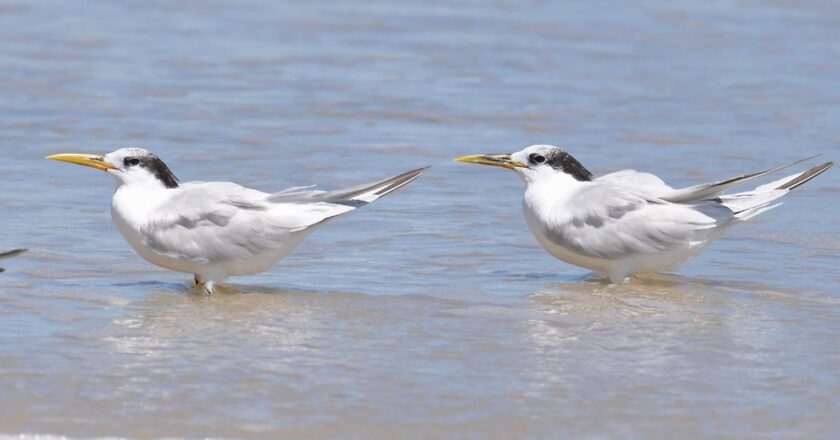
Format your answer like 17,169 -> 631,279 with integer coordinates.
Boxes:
778,162 -> 833,190
0,248 -> 27,260
372,166 -> 429,197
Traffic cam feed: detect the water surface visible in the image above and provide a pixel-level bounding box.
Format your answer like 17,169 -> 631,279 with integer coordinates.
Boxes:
1,0 -> 839,438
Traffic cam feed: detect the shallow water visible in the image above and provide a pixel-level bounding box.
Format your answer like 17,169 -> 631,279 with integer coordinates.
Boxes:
1,0 -> 839,438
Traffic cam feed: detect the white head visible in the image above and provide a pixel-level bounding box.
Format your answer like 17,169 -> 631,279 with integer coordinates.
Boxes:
456,144 -> 593,185
47,148 -> 179,189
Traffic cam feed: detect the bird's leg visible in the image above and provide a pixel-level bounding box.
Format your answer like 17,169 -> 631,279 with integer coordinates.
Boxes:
192,274 -> 214,295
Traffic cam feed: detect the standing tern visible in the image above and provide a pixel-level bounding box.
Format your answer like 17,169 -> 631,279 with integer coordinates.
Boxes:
0,249 -> 26,273
48,148 -> 427,293
456,145 -> 832,283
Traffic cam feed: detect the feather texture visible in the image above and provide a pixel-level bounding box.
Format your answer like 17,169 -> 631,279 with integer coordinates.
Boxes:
110,167 -> 427,282
520,152 -> 831,282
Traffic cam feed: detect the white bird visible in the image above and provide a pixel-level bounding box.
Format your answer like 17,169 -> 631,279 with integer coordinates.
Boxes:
456,145 -> 832,283
0,249 -> 26,273
48,148 -> 427,293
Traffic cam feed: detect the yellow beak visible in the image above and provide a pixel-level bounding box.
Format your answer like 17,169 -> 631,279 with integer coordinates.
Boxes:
46,153 -> 116,171
454,154 -> 527,170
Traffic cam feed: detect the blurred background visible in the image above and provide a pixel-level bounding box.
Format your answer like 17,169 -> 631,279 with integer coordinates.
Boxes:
0,1 -> 838,438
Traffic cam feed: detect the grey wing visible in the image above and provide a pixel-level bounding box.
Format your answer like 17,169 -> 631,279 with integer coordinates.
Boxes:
544,185 -> 728,259
142,183 -> 353,263
141,167 -> 427,263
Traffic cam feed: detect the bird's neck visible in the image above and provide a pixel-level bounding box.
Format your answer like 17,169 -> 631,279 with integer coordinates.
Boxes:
111,183 -> 175,227
523,173 -> 587,218
524,172 -> 585,195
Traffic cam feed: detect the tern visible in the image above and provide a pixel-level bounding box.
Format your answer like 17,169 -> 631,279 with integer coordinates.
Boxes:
0,249 -> 26,273
456,145 -> 832,283
48,148 -> 427,294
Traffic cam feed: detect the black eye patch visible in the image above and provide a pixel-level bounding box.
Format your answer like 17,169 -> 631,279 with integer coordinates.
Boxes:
125,157 -> 141,166
529,154 -> 546,164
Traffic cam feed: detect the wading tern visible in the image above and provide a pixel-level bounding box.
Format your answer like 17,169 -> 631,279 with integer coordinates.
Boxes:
456,145 -> 832,283
48,148 -> 427,294
0,249 -> 26,273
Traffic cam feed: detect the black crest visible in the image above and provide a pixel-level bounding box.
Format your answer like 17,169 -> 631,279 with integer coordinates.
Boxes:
124,153 -> 180,188
544,150 -> 593,181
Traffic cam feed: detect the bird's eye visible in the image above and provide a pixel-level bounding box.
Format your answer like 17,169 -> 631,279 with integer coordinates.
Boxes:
530,154 -> 546,165
125,158 -> 141,166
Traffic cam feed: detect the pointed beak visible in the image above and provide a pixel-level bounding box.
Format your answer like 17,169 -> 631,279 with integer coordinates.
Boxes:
46,153 -> 116,171
454,154 -> 527,170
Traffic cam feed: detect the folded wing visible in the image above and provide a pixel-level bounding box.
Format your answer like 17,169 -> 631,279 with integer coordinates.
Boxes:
141,167 -> 428,263
142,182 -> 353,263
543,185 -> 726,259
555,158 -> 833,260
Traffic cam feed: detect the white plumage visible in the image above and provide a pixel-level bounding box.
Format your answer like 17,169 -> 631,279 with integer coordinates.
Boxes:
457,145 -> 832,282
49,148 -> 427,293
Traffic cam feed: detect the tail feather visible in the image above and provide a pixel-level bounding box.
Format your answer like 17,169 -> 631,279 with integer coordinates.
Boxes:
718,190 -> 786,214
719,162 -> 833,220
734,202 -> 783,221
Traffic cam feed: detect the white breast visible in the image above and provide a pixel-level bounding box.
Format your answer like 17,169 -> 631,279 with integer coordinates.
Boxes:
110,186 -> 201,275
522,197 -> 608,273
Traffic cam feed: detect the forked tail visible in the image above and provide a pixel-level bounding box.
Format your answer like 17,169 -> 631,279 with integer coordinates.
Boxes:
719,161 -> 833,220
